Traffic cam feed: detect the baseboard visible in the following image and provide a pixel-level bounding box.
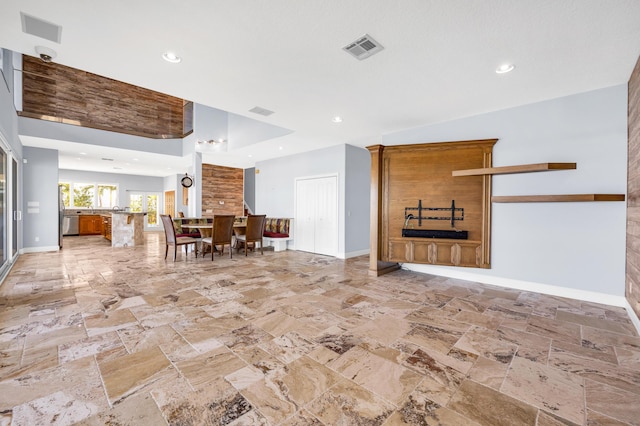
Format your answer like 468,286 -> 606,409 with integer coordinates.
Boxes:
400,263 -> 640,335
20,246 -> 60,254
337,249 -> 370,260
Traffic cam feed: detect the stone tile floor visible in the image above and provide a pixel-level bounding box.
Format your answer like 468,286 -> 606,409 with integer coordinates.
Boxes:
0,233 -> 639,425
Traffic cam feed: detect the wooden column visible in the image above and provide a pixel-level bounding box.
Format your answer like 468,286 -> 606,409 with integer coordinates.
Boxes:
367,145 -> 400,276
627,54 -> 640,319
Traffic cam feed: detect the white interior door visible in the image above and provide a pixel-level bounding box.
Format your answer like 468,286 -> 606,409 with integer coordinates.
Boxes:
296,179 -> 315,253
295,175 -> 338,256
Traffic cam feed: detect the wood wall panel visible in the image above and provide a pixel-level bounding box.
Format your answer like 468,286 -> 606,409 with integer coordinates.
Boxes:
368,140 -> 495,274
627,55 -> 640,319
21,55 -> 187,139
201,164 -> 244,216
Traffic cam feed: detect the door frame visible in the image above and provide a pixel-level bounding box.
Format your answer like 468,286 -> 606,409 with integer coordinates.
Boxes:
129,191 -> 162,231
294,173 -> 339,257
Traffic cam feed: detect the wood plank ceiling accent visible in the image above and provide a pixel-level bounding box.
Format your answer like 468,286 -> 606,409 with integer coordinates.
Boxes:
201,164 -> 244,216
627,54 -> 640,320
20,55 -> 189,139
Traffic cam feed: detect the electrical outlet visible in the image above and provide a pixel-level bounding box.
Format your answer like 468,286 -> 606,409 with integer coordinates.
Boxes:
35,236 -> 39,242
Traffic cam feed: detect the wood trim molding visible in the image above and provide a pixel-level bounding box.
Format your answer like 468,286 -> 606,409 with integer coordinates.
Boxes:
492,194 -> 625,203
452,162 -> 576,177
367,145 -> 399,276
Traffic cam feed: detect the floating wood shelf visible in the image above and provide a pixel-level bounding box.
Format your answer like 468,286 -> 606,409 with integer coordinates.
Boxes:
452,162 -> 576,177
492,194 -> 625,203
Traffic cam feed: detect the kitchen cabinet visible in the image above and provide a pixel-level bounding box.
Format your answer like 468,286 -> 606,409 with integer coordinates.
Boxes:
102,215 -> 112,241
79,215 -> 103,235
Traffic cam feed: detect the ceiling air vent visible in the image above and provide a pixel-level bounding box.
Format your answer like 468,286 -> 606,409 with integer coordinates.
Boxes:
20,12 -> 62,43
342,34 -> 384,60
249,106 -> 274,117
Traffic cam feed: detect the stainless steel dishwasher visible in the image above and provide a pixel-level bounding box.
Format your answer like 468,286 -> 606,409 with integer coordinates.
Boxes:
62,215 -> 79,236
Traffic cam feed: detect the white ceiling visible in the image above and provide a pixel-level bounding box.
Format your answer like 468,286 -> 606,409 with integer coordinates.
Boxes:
2,0 -> 640,176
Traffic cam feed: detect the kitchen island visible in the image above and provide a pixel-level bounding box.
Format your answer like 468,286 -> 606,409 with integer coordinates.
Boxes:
103,212 -> 147,247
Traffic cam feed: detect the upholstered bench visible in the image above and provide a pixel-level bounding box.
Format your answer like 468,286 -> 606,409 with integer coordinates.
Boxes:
172,217 -> 213,238
263,218 -> 293,252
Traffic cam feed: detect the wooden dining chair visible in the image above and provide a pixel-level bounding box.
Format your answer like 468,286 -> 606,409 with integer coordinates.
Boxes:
160,214 -> 198,261
201,215 -> 235,260
235,214 -> 266,256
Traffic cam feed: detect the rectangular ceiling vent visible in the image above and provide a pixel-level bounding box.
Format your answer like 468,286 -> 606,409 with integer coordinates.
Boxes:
343,34 -> 384,60
20,12 -> 62,43
249,106 -> 274,116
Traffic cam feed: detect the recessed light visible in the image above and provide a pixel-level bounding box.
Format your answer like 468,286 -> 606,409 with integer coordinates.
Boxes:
162,52 -> 181,63
248,154 -> 253,158
79,152 -> 87,155
332,116 -> 343,123
496,63 -> 515,74
278,146 -> 283,150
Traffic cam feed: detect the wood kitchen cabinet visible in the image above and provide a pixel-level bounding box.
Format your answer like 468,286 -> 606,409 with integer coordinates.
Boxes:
79,215 -> 103,235
102,215 -> 112,241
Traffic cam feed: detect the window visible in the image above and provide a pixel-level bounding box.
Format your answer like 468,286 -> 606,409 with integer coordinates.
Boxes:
59,183 -> 70,208
73,183 -> 95,208
97,185 -> 117,208
58,181 -> 118,208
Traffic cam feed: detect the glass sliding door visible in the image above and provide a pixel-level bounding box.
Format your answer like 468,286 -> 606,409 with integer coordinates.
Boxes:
0,148 -> 6,270
129,192 -> 161,231
12,158 -> 17,257
146,193 -> 159,229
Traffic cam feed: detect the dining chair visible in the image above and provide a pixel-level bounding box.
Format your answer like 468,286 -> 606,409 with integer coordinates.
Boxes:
160,214 -> 198,261
201,215 -> 235,260
235,214 -> 266,256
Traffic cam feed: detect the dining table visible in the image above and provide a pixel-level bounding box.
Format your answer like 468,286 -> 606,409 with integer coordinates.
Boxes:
181,222 -> 246,255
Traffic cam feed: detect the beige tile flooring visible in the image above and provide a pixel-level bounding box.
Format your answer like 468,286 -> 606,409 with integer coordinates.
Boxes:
1,233 -> 639,425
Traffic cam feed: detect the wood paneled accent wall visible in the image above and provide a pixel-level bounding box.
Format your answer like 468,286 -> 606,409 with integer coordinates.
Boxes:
201,164 -> 244,216
20,55 -> 188,139
367,140 -> 495,276
627,55 -> 640,319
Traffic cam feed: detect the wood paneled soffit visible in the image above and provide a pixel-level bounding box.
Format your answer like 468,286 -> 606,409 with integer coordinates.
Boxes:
20,55 -> 192,139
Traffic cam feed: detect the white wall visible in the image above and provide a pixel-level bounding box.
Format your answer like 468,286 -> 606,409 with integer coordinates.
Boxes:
256,143 -> 371,258
227,113 -> 292,150
383,84 -> 628,298
345,145 -> 371,255
23,147 -> 58,250
256,144 -> 347,256
19,116 -> 183,156
244,167 -> 255,213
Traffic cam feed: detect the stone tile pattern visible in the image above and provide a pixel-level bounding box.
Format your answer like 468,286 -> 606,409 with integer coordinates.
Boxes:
628,53 -> 640,320
0,234 -> 639,425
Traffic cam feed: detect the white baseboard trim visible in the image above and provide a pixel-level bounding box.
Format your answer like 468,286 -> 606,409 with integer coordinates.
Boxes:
20,246 -> 60,254
403,263 -> 640,335
402,263 -> 631,308
337,249 -> 370,260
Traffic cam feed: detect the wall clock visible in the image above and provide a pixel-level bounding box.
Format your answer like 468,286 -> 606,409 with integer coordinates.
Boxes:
181,174 -> 193,188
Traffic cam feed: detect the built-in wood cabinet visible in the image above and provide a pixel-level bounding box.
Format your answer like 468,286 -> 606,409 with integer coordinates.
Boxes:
79,215 -> 103,235
367,139 -> 495,275
102,215 -> 112,241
